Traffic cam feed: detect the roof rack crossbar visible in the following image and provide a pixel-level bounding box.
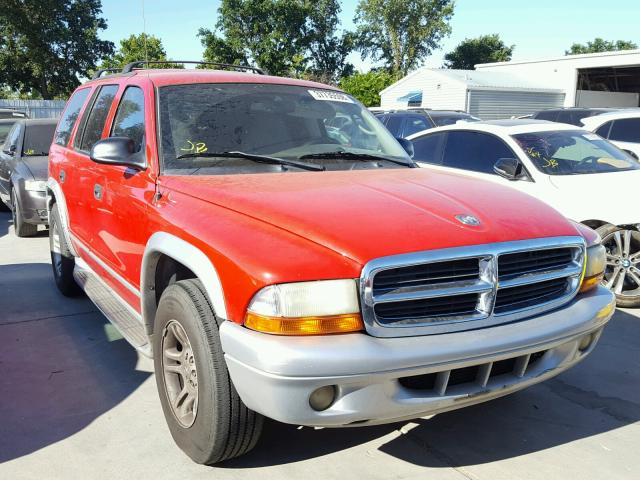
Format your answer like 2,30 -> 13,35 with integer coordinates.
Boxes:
121,60 -> 265,75
91,68 -> 121,80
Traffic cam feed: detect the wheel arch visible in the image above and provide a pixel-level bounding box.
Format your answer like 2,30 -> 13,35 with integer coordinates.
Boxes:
46,177 -> 78,256
141,232 -> 228,334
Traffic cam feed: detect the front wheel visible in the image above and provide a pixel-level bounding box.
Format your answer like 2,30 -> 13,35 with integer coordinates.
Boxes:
49,203 -> 82,296
153,279 -> 263,464
597,223 -> 640,307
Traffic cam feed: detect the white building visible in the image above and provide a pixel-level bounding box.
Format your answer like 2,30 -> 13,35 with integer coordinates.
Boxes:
380,49 -> 640,119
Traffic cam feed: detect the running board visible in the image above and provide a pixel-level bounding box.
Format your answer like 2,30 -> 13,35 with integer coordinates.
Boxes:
74,258 -> 151,357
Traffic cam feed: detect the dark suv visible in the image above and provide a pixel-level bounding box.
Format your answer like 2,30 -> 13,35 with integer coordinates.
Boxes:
378,109 -> 480,138
531,108 -> 614,126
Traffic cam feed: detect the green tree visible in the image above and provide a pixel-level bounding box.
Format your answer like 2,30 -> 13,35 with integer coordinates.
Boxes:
566,38 -> 637,55
100,33 -> 180,70
354,0 -> 454,76
444,34 -> 513,69
339,70 -> 398,107
0,0 -> 114,99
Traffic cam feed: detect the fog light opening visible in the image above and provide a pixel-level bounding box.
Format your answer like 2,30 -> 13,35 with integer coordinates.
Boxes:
309,385 -> 337,411
578,333 -> 594,352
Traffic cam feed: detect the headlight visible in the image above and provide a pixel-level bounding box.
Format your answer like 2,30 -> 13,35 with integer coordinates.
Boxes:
580,243 -> 606,293
24,180 -> 47,192
245,279 -> 364,335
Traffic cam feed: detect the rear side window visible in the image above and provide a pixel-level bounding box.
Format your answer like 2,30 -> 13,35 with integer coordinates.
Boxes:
595,121 -> 613,138
412,133 -> 446,164
556,110 -> 585,126
609,118 -> 640,143
384,115 -> 404,137
23,123 -> 57,156
443,131 -> 516,174
111,86 -> 146,153
77,85 -> 118,152
533,110 -> 558,121
403,115 -> 431,137
54,88 -> 91,146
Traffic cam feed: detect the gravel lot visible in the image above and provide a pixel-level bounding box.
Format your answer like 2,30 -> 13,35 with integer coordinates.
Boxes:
0,210 -> 638,480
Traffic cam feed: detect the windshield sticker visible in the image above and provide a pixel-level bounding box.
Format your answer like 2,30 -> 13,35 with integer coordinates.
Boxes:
180,140 -> 208,154
583,133 -> 601,141
308,90 -> 354,103
25,148 -> 35,155
543,158 -> 559,168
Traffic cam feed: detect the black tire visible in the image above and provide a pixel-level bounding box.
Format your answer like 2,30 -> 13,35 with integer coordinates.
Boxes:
596,223 -> 640,308
153,279 -> 263,465
49,203 -> 82,296
12,187 -> 38,237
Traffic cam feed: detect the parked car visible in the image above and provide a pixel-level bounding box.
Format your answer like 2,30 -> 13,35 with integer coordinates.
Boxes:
0,108 -> 28,120
581,109 -> 640,159
48,63 -> 613,465
531,107 -> 614,126
408,119 -> 640,305
0,118 -> 57,235
378,109 -> 480,138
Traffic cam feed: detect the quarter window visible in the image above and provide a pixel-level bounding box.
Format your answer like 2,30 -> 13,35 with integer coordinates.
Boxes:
54,88 -> 91,146
442,131 -> 516,174
78,85 -> 118,152
595,121 -> 613,138
412,133 -> 446,165
111,86 -> 146,153
609,118 -> 640,143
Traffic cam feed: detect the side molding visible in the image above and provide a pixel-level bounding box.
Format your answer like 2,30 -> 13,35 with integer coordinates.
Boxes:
141,232 -> 228,332
47,177 -> 78,257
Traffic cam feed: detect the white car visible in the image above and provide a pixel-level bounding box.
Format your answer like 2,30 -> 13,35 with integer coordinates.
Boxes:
581,109 -> 640,159
407,119 -> 640,306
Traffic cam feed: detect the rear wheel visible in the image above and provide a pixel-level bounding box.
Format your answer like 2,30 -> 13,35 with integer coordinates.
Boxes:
597,223 -> 640,307
49,203 -> 82,296
12,187 -> 38,237
153,279 -> 263,464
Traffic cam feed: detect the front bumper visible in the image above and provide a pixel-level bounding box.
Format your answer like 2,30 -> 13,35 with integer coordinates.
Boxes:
220,286 -> 615,427
18,189 -> 48,224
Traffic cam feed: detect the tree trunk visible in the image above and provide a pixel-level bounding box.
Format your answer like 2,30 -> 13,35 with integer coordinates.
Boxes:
39,76 -> 51,100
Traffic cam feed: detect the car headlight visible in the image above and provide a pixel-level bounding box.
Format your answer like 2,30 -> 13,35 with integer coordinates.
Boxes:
245,279 -> 364,335
24,180 -> 47,192
580,242 -> 606,293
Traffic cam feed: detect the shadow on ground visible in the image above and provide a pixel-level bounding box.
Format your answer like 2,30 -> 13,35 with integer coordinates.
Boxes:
222,309 -> 640,469
0,263 -> 151,464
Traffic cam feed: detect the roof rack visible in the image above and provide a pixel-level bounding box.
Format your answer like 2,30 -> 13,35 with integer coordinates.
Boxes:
121,60 -> 265,75
91,68 -> 121,80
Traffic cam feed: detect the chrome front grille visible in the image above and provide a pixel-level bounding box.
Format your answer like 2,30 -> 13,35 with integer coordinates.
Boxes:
360,237 -> 585,337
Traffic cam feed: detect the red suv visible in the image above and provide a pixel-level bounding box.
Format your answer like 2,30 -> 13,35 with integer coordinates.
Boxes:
47,62 -> 614,465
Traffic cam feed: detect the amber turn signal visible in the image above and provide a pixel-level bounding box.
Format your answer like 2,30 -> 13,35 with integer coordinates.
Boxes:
579,272 -> 605,293
244,312 -> 364,336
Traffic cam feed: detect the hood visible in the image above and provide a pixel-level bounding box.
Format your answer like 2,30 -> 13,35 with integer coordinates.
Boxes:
547,169 -> 640,225
161,168 -> 579,265
20,155 -> 48,181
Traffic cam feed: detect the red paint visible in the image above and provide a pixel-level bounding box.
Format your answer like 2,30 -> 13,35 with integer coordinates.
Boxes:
49,70 -> 587,323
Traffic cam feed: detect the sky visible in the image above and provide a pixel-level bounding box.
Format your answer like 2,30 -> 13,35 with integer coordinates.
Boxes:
99,0 -> 640,72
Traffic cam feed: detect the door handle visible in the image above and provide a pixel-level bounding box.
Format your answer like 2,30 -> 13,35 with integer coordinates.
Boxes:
94,184 -> 103,201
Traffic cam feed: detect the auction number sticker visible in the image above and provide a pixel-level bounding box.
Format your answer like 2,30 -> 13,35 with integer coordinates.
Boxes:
308,90 -> 354,103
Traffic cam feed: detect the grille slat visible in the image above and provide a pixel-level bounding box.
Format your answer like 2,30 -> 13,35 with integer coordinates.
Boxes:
498,248 -> 573,278
494,278 -> 569,313
375,293 -> 478,323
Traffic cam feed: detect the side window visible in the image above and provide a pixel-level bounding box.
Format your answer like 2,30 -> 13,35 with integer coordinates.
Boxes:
111,86 -> 146,153
54,88 -> 91,146
609,118 -> 640,143
442,131 -> 516,174
412,133 -> 446,165
595,121 -> 613,138
556,110 -> 582,126
403,115 -> 431,137
77,85 -> 119,152
3,123 -> 21,152
384,115 -> 404,137
534,110 -> 558,122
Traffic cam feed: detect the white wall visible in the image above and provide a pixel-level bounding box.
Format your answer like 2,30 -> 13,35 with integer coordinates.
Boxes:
575,90 -> 639,107
380,69 -> 467,110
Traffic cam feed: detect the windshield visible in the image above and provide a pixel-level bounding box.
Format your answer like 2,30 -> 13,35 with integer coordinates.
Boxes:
158,83 -> 411,174
23,123 -> 57,156
512,130 -> 640,175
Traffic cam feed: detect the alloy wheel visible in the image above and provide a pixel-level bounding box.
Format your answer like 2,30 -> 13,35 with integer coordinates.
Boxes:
602,229 -> 640,297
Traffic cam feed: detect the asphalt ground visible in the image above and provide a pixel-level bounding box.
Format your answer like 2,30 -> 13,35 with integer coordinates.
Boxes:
0,210 -> 638,480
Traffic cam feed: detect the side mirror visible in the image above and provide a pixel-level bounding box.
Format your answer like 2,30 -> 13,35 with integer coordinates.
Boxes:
90,137 -> 145,170
494,157 -> 525,181
3,144 -> 16,156
395,137 -> 414,158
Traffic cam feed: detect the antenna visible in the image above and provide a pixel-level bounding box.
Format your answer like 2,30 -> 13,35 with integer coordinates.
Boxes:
141,0 -> 148,62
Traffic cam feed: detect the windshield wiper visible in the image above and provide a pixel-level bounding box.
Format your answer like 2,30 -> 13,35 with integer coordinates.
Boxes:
299,151 -> 415,167
175,151 -> 325,171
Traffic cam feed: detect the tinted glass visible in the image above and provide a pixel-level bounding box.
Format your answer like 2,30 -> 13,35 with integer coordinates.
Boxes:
595,121 -> 613,138
429,112 -> 480,126
533,110 -> 558,121
403,115 -> 431,137
54,88 -> 91,146
411,133 -> 446,164
2,123 -> 21,152
443,131 -> 515,174
23,123 -> 57,156
384,115 -> 404,136
557,110 -> 587,126
78,85 -> 118,151
609,118 -> 640,143
158,83 -> 410,175
111,87 -> 146,153
513,130 -> 638,175
0,123 -> 15,144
